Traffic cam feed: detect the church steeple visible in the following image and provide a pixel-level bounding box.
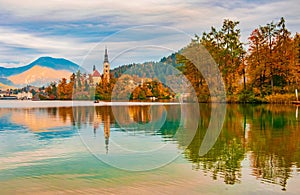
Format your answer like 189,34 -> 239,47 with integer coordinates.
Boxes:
103,47 -> 110,83
104,47 -> 109,63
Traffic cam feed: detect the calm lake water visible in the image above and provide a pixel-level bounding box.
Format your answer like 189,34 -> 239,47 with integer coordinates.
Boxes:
0,102 -> 299,194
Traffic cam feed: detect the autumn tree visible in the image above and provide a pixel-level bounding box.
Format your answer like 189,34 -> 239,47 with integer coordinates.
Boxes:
291,33 -> 300,88
75,70 -> 82,90
200,19 -> 245,97
57,78 -> 68,100
175,19 -> 244,102
45,82 -> 57,100
247,28 -> 269,97
247,17 -> 296,97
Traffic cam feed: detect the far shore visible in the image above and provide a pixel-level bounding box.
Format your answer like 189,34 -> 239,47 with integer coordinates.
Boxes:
0,99 -> 298,109
0,100 -> 183,108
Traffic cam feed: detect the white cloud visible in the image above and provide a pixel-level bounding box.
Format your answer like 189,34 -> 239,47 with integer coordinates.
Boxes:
0,28 -> 86,50
0,27 -> 95,66
0,0 -> 299,68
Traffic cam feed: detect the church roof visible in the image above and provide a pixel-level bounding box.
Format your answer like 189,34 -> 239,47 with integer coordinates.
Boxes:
92,70 -> 101,77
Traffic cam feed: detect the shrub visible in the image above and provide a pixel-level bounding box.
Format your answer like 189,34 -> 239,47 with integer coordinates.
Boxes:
265,94 -> 296,104
237,90 -> 256,103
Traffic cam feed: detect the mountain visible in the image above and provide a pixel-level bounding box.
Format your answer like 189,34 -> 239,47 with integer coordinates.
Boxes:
8,66 -> 72,86
0,57 -> 80,77
0,57 -> 82,88
0,82 -> 13,90
0,77 -> 14,86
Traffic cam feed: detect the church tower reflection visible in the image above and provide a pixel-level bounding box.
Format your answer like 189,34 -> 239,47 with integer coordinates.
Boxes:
104,110 -> 110,154
93,106 -> 111,154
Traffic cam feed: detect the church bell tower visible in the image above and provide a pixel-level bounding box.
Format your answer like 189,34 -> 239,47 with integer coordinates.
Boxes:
103,47 -> 110,83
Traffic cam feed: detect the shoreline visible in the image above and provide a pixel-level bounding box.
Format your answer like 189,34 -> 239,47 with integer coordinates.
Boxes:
0,100 -> 183,108
0,99 -> 298,109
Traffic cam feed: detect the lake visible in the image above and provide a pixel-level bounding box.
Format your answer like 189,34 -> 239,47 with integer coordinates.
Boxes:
0,102 -> 299,194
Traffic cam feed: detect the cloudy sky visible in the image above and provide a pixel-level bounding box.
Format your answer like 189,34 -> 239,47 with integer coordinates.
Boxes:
0,0 -> 299,70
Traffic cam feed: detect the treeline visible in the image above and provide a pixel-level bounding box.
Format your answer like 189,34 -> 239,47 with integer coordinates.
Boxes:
40,17 -> 299,103
37,71 -> 116,100
40,70 -> 173,101
112,75 -> 174,100
111,53 -> 179,83
178,17 -> 300,103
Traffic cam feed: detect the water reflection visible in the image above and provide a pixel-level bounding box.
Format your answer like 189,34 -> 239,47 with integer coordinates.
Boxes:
184,104 -> 244,185
245,105 -> 300,191
0,104 -> 299,190
0,107 -> 75,141
183,104 -> 300,190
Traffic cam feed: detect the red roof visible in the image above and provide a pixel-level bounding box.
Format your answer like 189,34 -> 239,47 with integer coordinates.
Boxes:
92,70 -> 101,77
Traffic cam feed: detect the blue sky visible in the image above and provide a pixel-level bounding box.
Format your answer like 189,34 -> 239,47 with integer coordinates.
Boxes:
0,0 -> 299,70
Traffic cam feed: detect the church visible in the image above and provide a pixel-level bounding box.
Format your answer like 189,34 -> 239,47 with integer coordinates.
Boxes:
91,48 -> 110,85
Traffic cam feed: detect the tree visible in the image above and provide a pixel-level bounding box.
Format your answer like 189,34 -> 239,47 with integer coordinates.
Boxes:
291,33 -> 300,88
45,82 -> 57,99
76,70 -> 82,90
260,21 -> 277,93
247,28 -> 269,97
247,17 -> 295,97
200,19 -> 245,96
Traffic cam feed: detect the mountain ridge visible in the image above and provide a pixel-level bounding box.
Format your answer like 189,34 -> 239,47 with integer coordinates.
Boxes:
0,57 -> 82,89
8,65 -> 73,87
0,56 -> 81,77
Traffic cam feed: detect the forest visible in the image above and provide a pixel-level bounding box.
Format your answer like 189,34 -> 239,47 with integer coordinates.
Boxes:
192,17 -> 300,103
39,17 -> 299,103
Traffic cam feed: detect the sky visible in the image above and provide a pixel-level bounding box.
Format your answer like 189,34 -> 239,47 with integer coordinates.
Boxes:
0,0 -> 299,70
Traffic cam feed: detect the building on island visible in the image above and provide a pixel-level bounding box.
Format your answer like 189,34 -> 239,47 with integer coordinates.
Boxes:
91,48 -> 110,85
0,90 -> 7,97
92,65 -> 102,85
17,91 -> 33,100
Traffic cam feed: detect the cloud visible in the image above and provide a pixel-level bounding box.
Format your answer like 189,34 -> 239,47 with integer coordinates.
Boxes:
0,27 -> 95,66
0,0 -> 299,68
0,28 -> 84,50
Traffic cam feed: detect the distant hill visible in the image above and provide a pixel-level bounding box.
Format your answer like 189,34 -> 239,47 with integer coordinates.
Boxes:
0,57 -> 80,77
8,66 -> 73,86
0,57 -> 81,88
0,77 -> 14,86
0,82 -> 13,90
111,53 -> 181,79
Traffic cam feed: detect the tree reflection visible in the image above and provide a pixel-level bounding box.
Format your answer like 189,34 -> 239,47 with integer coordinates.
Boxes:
182,104 -> 300,189
246,105 -> 300,190
183,104 -> 245,185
